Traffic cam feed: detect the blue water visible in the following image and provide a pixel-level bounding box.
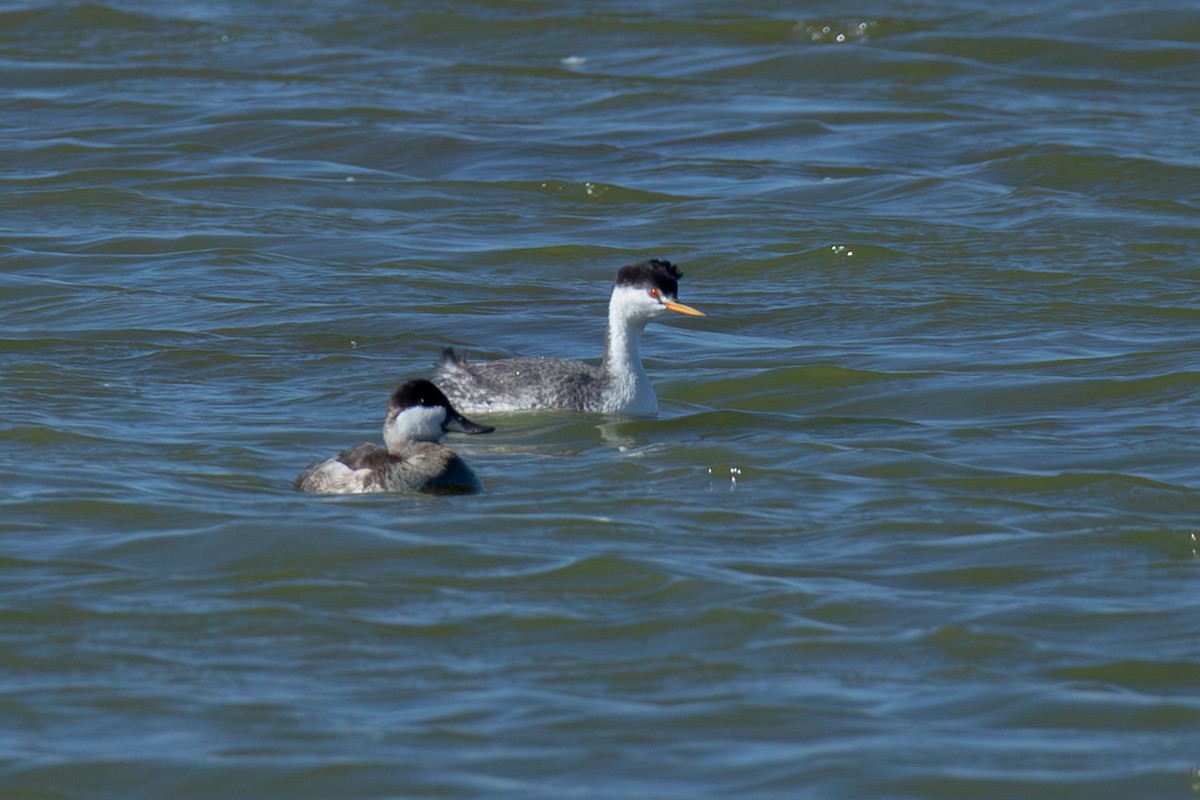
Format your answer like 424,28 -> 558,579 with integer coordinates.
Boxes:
2,1 -> 1199,797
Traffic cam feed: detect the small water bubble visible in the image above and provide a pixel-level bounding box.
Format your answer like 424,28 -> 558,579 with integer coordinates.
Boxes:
835,33 -> 846,43
728,466 -> 742,492
345,176 -> 355,183
220,34 -> 229,43
350,340 -> 358,348
561,55 -> 587,69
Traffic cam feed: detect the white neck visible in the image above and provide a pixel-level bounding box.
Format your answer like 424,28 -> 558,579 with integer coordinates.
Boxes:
601,288 -> 656,415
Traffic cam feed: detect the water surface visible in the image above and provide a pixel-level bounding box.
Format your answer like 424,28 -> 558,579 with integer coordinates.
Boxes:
2,1 -> 1199,797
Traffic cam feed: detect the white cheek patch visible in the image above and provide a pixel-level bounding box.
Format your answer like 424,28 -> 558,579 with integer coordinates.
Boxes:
610,285 -> 662,318
387,405 -> 446,443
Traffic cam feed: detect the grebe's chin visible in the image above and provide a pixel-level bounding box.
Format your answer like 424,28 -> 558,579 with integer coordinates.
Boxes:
295,379 -> 494,495
435,259 -> 704,416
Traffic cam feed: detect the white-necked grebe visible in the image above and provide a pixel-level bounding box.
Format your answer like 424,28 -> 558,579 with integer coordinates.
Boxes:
296,379 -> 494,495
435,259 -> 704,416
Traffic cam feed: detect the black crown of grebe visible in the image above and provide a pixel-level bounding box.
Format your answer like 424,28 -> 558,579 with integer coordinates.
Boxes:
436,259 -> 704,416
296,379 -> 495,495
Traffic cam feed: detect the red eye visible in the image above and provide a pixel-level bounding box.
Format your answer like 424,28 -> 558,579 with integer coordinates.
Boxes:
648,288 -> 660,299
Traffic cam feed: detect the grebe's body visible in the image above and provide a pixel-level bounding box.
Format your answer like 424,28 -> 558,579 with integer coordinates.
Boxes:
436,259 -> 703,416
296,380 -> 493,495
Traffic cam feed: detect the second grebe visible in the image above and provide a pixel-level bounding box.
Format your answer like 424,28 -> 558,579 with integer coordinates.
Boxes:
295,379 -> 494,495
435,259 -> 704,416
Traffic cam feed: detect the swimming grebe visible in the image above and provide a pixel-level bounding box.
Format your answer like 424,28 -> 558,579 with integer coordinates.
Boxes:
295,379 -> 494,495
435,259 -> 704,416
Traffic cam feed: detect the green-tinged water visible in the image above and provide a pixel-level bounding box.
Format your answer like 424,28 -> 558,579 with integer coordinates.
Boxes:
2,2 -> 1199,797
